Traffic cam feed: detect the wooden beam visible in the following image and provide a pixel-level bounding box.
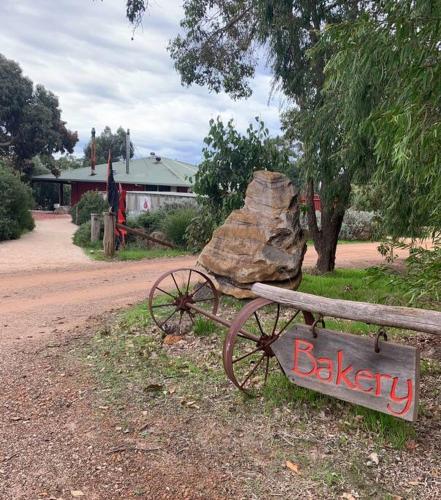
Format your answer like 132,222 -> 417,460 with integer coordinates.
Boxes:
251,283 -> 441,335
116,223 -> 176,249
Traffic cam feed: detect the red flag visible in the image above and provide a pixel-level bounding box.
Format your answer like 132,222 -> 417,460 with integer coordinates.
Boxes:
117,187 -> 127,247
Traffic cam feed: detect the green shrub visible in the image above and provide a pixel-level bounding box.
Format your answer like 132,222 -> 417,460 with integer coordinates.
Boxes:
130,211 -> 163,232
161,207 -> 198,247
301,209 -> 377,241
73,220 -> 104,247
339,209 -> 378,241
73,221 -> 92,247
71,191 -> 107,225
0,163 -> 35,241
185,211 -> 217,252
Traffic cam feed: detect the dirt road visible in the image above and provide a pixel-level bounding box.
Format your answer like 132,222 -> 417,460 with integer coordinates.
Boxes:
0,215 -> 408,346
3,216 -> 436,500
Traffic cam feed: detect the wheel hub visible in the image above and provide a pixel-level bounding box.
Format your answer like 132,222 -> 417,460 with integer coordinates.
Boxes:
257,335 -> 277,357
174,294 -> 193,311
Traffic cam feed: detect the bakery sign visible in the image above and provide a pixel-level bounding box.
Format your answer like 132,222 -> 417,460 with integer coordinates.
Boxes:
272,325 -> 420,421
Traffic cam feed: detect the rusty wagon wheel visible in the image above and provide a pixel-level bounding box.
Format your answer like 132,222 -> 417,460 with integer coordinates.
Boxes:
223,298 -> 314,395
148,268 -> 219,335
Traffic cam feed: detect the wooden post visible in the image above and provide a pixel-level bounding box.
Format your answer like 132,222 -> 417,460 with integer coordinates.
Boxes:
90,213 -> 101,243
103,212 -> 115,257
58,183 -> 64,206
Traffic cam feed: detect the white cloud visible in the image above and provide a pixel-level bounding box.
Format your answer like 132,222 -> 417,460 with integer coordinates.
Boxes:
0,0 -> 284,164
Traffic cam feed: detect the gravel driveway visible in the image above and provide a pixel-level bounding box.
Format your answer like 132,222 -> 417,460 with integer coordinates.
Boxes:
0,214 -> 410,347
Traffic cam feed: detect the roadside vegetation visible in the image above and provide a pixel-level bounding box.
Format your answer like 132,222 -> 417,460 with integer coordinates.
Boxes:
72,191 -> 195,260
0,161 -> 35,241
80,268 -> 440,498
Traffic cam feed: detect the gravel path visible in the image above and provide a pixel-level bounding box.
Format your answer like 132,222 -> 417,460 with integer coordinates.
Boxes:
0,214 -> 92,274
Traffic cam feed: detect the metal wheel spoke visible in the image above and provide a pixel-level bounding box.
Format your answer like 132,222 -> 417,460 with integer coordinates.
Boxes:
155,287 -> 177,300
171,273 -> 182,296
254,312 -> 266,337
160,308 -> 178,327
233,346 -> 262,364
271,304 -> 280,336
185,270 -> 192,295
150,302 -> 176,309
191,297 -> 215,303
264,355 -> 270,384
186,310 -> 195,325
190,281 -> 207,298
278,310 -> 300,335
240,354 -> 266,389
276,356 -> 286,374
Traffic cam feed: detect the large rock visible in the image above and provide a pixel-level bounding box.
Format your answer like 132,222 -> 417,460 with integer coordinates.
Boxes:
197,170 -> 306,298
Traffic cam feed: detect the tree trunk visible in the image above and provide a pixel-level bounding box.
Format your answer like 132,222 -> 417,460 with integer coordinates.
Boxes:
315,221 -> 341,273
306,177 -> 345,274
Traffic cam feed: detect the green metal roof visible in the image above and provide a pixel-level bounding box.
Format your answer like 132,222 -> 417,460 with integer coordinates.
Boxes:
32,156 -> 198,187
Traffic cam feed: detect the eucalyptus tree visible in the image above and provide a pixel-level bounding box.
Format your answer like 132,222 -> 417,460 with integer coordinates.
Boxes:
83,126 -> 134,166
123,1 -> 370,272
318,0 -> 441,239
0,54 -> 78,173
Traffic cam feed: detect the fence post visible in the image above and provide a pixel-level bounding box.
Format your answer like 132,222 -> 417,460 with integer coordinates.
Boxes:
103,212 -> 115,257
90,213 -> 101,243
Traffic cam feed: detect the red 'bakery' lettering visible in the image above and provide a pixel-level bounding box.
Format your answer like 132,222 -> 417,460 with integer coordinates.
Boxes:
291,339 -> 413,417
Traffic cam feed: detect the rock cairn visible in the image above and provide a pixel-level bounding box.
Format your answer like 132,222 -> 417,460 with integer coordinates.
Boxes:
197,170 -> 306,298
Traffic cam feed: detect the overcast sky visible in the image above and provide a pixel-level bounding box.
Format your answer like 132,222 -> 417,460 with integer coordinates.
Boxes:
0,0 -> 283,164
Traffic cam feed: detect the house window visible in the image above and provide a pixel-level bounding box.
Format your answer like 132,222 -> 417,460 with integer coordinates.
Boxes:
158,185 -> 171,192
145,185 -> 158,191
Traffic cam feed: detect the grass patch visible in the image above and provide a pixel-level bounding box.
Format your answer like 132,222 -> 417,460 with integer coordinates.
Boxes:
193,317 -> 217,336
350,405 -> 415,449
263,372 -> 329,410
262,372 -> 414,449
300,268 -> 407,305
84,246 -> 188,261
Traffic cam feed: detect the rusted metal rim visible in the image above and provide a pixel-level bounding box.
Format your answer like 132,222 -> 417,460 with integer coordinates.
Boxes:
148,267 -> 219,334
223,298 -> 313,395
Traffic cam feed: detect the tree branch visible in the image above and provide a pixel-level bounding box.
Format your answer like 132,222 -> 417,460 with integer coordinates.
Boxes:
202,6 -> 253,47
306,177 -> 321,244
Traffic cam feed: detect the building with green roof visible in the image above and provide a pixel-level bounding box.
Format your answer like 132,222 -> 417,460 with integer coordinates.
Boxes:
32,154 -> 198,205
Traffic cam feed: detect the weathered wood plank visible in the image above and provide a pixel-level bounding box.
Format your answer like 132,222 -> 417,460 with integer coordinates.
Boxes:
272,325 -> 420,421
115,223 -> 176,249
90,213 -> 101,243
251,283 -> 441,335
103,212 -> 115,257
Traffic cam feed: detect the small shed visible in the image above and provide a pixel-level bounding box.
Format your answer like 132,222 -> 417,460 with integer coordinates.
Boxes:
32,155 -> 198,206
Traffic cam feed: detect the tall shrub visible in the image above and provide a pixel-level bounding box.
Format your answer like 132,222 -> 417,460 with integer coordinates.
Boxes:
71,190 -> 107,225
0,162 -> 35,241
161,207 -> 198,247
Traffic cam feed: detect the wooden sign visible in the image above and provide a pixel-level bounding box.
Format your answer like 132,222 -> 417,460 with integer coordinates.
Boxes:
272,325 -> 420,421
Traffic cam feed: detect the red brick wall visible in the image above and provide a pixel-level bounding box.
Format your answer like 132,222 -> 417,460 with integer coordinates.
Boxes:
71,182 -> 147,205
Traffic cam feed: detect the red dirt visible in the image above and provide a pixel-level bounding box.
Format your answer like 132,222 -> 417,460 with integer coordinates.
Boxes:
0,216 -> 413,499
